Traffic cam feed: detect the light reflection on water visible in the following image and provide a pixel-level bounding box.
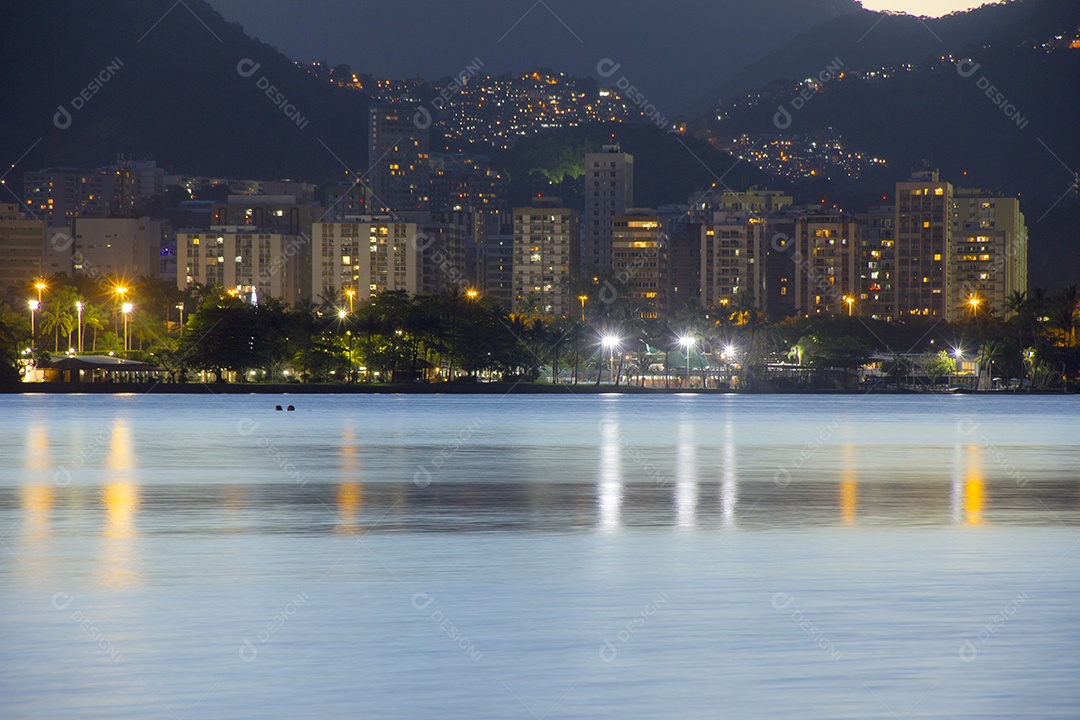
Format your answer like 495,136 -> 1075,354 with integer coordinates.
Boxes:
0,394 -> 1077,719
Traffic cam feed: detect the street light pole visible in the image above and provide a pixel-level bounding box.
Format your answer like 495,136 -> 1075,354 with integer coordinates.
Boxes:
679,336 -> 695,388
75,301 -> 83,353
176,303 -> 185,337
122,302 -> 133,352
28,300 -> 38,349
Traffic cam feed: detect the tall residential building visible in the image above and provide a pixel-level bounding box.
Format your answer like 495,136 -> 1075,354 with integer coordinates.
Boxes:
177,226 -> 303,305
855,206 -> 896,320
584,144 -> 633,274
763,211 -> 798,320
666,221 -> 702,315
212,195 -> 315,300
612,210 -> 664,318
894,170 -> 953,319
476,230 -> 514,310
428,153 -> 508,213
951,190 -> 1027,320
24,160 -> 164,224
417,221 -> 467,295
701,213 -> 765,311
368,106 -> 430,213
793,211 -> 858,316
512,198 -> 580,316
312,219 -> 421,303
0,204 -> 46,299
72,217 -> 162,282
24,168 -> 116,223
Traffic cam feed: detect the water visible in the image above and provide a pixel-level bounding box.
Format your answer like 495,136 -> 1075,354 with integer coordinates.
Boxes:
1,392 -> 1077,719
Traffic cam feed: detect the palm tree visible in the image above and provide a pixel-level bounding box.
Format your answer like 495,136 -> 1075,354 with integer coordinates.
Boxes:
1049,285 -> 1079,347
82,303 -> 107,351
40,308 -> 76,352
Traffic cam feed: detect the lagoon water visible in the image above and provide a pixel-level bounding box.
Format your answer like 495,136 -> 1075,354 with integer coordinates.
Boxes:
0,392 -> 1078,719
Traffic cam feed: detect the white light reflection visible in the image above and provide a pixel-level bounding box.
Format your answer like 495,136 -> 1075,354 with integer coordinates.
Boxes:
720,415 -> 737,528
675,419 -> 697,528
598,415 -> 622,532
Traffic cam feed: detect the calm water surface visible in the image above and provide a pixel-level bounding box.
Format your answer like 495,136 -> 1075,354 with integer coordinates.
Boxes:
1,393 -> 1078,718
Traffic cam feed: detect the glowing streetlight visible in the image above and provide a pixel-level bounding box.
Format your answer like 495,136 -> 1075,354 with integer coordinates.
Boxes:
465,288 -> 480,300
28,299 -> 39,348
578,294 -> 588,323
34,280 -> 47,303
679,335 -> 695,387
176,303 -> 185,337
121,302 -> 133,351
843,295 -> 854,317
601,335 -> 619,384
75,301 -> 83,353
344,288 -> 355,313
338,309 -> 348,320
967,295 -> 981,318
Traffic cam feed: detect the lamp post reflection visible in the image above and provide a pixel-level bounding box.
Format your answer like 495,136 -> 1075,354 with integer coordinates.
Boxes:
839,444 -> 858,525
598,414 -> 622,532
100,420 -> 140,587
675,419 -> 697,528
720,414 -> 737,528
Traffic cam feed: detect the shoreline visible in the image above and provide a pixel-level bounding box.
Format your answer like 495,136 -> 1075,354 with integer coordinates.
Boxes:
3,382 -> 1073,396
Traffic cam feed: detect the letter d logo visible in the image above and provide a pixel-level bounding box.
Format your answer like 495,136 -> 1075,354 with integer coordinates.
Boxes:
53,105 -> 72,130
596,59 -> 621,79
773,105 -> 792,130
236,58 -> 261,78
955,59 -> 980,78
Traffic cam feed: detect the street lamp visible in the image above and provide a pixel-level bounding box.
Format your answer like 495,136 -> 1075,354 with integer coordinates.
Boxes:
34,280 -> 47,303
121,302 -> 133,351
75,301 -> 83,353
28,299 -> 39,348
843,296 -> 854,317
678,335 -> 695,388
176,303 -> 185,337
601,335 -> 619,384
345,288 -> 355,313
967,295 -> 981,318
465,288 -> 480,301
578,295 -> 588,323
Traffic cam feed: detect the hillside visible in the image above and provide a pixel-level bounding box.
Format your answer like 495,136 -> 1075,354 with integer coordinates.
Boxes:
0,0 -> 369,182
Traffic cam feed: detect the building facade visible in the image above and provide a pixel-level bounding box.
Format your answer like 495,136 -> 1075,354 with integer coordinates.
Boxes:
512,200 -> 580,316
793,212 -> 858,317
312,219 -> 421,303
177,226 -> 303,305
701,213 -> 765,311
72,217 -> 162,283
368,106 -> 430,213
855,206 -> 895,321
894,170 -> 953,319
584,144 -> 633,275
950,190 -> 1027,320
0,204 -> 46,299
612,211 -> 664,318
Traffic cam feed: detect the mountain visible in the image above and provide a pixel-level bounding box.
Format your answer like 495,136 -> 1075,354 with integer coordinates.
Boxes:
0,0 -> 369,183
695,0 -> 1080,288
698,0 -> 1074,107
208,0 -> 863,113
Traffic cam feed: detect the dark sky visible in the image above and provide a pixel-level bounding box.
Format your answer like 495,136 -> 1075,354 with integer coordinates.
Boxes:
207,0 -> 861,112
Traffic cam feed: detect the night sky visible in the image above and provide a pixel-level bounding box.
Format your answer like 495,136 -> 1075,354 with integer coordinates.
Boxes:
206,0 -> 995,112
